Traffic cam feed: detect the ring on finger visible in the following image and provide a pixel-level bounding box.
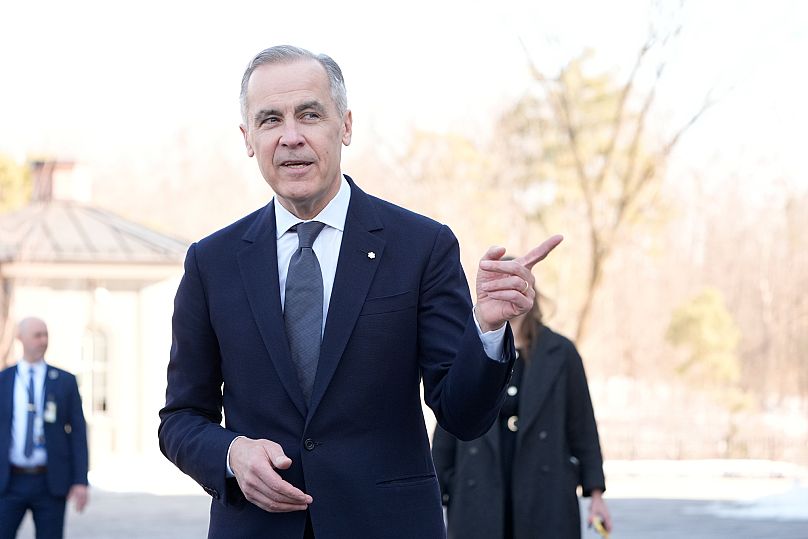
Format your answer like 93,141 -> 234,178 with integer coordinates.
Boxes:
522,279 -> 529,294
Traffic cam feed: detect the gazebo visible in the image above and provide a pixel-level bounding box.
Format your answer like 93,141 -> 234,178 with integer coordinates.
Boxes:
0,160 -> 187,467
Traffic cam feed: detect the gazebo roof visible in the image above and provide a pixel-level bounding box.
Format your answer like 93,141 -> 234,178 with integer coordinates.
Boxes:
0,200 -> 188,265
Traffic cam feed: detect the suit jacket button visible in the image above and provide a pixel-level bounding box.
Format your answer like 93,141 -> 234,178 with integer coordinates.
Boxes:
466,479 -> 476,488
64,424 -> 73,434
304,438 -> 316,451
539,430 -> 547,440
468,446 -> 479,455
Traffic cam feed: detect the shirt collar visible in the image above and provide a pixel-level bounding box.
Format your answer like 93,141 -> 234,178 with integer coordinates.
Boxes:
274,175 -> 351,239
17,359 -> 47,377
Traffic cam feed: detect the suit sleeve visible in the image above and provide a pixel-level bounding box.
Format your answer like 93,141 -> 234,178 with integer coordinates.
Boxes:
158,243 -> 239,503
564,341 -> 606,496
431,424 -> 457,507
419,225 -> 515,440
68,374 -> 89,486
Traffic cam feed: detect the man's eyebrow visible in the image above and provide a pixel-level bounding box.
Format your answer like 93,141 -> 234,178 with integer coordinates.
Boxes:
253,108 -> 281,125
295,101 -> 326,115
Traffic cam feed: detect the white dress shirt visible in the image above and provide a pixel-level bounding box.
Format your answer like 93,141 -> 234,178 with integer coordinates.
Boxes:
9,359 -> 48,467
274,175 -> 350,334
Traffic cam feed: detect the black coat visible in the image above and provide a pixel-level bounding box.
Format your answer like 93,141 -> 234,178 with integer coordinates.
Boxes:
432,326 -> 605,539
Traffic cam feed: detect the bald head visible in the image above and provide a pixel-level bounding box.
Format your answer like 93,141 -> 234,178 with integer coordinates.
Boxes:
17,317 -> 49,363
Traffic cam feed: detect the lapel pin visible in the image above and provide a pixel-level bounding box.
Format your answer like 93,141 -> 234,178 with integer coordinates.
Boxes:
49,370 -> 58,380
367,251 -> 376,259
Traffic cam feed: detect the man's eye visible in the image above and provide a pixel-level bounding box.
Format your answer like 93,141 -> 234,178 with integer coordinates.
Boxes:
302,112 -> 320,120
261,117 -> 280,125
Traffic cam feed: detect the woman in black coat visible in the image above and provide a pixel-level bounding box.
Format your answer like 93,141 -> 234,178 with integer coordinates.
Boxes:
432,293 -> 612,539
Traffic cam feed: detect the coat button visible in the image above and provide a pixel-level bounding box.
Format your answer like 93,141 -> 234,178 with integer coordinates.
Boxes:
507,385 -> 518,397
539,430 -> 547,440
304,438 -> 316,451
64,424 -> 73,434
468,446 -> 479,455
466,479 -> 476,488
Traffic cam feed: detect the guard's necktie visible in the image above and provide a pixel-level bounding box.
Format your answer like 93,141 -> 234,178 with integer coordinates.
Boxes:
24,367 -> 35,458
285,221 -> 326,405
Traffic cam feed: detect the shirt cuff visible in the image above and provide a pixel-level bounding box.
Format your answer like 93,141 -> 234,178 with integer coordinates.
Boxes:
226,436 -> 246,478
473,307 -> 507,362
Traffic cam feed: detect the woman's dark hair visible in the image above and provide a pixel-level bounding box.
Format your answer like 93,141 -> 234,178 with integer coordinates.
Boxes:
502,256 -> 544,354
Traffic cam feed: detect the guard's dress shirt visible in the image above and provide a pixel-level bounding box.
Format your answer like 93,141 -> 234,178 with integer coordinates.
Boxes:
9,359 -> 48,467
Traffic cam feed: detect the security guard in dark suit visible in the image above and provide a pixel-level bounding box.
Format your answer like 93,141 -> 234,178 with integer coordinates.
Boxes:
0,317 -> 89,539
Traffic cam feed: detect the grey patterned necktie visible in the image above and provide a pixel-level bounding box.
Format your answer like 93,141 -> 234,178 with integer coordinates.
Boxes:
285,221 -> 326,405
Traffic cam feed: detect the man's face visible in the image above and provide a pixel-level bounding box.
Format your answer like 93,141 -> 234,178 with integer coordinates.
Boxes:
18,319 -> 48,362
240,59 -> 352,219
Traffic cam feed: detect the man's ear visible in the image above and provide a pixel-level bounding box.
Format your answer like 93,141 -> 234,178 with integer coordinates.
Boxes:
240,124 -> 255,157
341,110 -> 353,146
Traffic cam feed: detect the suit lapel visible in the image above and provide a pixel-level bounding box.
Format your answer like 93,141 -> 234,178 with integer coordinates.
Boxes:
517,328 -> 565,441
307,181 -> 384,421
42,365 -> 59,443
237,202 -> 307,418
43,365 -> 58,401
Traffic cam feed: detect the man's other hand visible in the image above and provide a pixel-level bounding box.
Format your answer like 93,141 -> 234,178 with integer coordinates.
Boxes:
229,437 -> 312,512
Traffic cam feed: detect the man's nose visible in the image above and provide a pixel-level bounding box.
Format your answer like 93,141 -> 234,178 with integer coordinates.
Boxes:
279,122 -> 305,147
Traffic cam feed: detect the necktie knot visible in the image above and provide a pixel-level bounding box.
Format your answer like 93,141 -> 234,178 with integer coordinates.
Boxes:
294,221 -> 326,249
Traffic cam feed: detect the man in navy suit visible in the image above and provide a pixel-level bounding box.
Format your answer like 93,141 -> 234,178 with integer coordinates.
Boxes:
0,317 -> 89,539
158,45 -> 562,538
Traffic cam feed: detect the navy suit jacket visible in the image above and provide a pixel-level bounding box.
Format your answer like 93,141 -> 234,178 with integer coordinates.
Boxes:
0,364 -> 89,497
158,178 -> 514,538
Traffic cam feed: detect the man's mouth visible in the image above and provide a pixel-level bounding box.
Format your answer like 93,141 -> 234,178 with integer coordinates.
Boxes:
280,160 -> 313,168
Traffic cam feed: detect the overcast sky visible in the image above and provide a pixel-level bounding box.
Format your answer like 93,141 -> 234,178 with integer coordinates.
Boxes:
1,0 -> 805,197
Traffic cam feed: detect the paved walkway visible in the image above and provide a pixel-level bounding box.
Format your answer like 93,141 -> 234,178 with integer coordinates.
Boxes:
13,459 -> 808,538
12,490 -> 808,539
18,491 -> 210,539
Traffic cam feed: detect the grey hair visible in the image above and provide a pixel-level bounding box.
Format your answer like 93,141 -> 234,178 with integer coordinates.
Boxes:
239,45 -> 348,123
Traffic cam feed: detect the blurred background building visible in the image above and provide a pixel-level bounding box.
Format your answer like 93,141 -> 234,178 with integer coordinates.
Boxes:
0,160 -> 186,472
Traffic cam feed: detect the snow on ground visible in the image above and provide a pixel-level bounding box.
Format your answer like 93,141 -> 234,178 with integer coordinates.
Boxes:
605,459 -> 808,521
695,486 -> 808,521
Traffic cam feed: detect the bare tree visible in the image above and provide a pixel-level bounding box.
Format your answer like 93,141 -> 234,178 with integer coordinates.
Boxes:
497,9 -> 716,342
